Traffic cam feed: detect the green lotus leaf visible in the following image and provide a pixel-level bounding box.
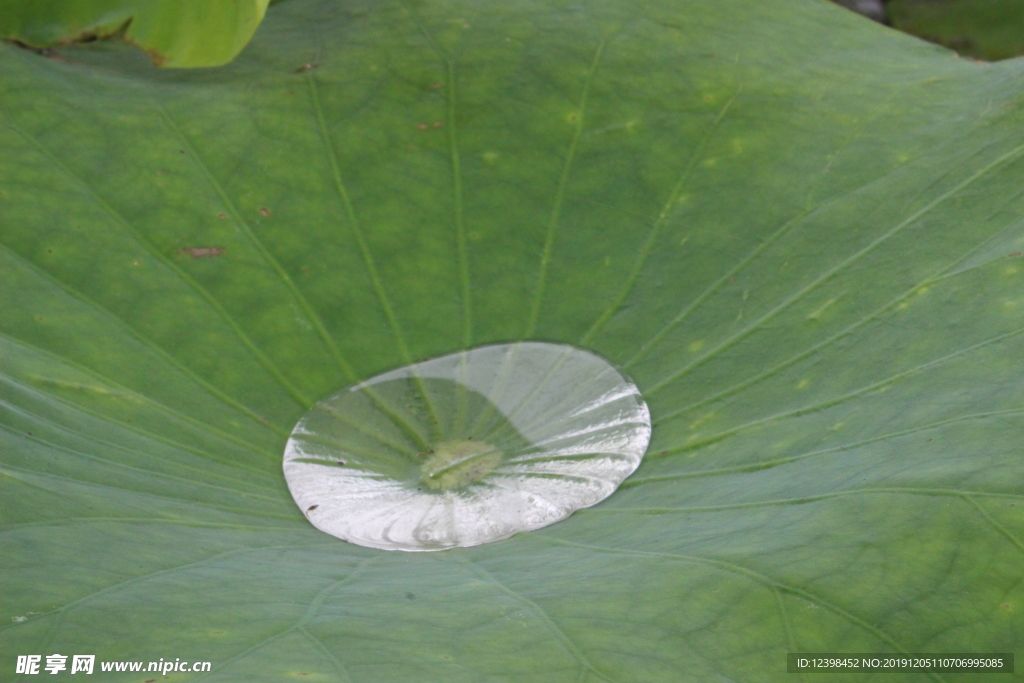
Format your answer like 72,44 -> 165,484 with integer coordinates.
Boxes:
1,0 -> 1022,680
0,0 -> 269,67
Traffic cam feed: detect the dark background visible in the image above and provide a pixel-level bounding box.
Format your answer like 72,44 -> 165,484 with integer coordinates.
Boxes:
832,0 -> 1024,60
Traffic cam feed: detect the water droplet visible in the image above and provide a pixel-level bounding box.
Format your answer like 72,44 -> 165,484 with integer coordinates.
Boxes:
283,342 -> 651,551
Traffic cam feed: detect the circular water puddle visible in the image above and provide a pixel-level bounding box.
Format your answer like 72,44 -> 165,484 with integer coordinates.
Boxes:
283,342 -> 650,551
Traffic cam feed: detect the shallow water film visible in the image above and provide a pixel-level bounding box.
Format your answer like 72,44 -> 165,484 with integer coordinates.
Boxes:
283,342 -> 651,550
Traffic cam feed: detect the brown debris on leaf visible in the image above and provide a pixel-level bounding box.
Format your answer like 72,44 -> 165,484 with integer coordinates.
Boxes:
180,246 -> 225,259
5,39 -> 67,62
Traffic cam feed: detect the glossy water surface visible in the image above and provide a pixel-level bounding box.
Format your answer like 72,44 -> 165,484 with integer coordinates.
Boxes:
283,342 -> 651,550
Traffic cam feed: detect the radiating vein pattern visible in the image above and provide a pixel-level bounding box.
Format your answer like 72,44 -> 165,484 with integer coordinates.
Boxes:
2,0 -> 1024,678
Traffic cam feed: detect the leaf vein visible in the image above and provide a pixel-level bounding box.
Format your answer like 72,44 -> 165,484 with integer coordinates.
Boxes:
647,138 -> 1024,395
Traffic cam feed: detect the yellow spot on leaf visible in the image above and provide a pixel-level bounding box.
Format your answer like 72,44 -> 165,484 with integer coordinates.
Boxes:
32,377 -> 126,397
689,412 -> 716,430
807,296 -> 840,320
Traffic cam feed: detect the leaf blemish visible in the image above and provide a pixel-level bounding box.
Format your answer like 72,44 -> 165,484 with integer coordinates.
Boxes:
259,207 -> 273,217
180,246 -> 225,259
5,39 -> 67,62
